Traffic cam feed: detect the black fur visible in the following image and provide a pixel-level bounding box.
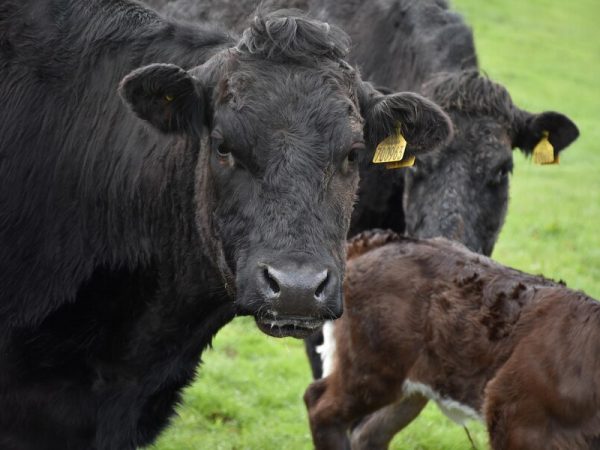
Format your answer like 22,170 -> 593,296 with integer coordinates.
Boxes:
120,63 -> 205,133
0,1 -> 451,448
421,71 -> 515,126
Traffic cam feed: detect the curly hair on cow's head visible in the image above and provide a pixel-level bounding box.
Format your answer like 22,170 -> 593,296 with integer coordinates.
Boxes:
236,9 -> 351,65
422,70 -> 515,124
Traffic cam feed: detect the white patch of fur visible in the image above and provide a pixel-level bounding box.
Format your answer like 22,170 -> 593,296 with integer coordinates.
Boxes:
402,379 -> 482,425
317,320 -> 337,377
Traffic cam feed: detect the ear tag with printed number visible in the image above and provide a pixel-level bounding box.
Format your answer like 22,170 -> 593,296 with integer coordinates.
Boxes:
373,127 -> 413,169
532,131 -> 558,165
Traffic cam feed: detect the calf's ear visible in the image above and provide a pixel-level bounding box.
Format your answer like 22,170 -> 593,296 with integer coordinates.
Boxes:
512,110 -> 579,155
119,63 -> 205,135
358,82 -> 453,159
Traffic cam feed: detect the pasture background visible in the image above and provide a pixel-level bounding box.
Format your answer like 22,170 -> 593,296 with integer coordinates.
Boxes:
151,0 -> 600,448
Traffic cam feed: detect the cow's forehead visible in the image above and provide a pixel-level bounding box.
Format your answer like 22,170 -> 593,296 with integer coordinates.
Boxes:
222,59 -> 357,105
414,116 -> 511,171
458,115 -> 513,146
213,99 -> 362,160
214,63 -> 361,142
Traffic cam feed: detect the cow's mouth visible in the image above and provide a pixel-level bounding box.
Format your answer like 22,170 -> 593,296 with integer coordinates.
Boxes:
255,316 -> 323,339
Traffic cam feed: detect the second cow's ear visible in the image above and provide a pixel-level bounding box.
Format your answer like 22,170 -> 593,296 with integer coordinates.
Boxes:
120,63 -> 205,135
512,109 -> 579,155
358,81 -> 453,160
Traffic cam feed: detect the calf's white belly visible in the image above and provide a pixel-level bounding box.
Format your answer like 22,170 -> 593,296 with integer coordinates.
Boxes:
402,380 -> 482,425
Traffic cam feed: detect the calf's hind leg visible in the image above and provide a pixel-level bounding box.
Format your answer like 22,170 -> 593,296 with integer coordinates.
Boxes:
484,353 -> 567,450
350,394 -> 429,450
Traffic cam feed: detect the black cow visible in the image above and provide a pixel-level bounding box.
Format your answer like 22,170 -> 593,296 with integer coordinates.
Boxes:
157,0 -> 580,374
0,1 -> 452,448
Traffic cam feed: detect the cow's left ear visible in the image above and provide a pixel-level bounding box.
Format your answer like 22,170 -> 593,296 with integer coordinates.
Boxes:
358,81 -> 453,159
512,110 -> 579,155
119,63 -> 205,135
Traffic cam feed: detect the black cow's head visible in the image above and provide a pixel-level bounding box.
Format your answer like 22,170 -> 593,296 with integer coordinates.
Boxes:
401,71 -> 578,256
120,11 -> 452,338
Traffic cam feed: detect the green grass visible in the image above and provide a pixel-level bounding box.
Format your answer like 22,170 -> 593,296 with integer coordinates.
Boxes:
151,1 -> 600,449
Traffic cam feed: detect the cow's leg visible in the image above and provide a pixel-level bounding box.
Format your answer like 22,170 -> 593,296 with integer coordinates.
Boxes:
136,380 -> 186,446
96,387 -> 142,450
485,366 -> 554,450
350,394 -> 428,450
304,329 -> 324,379
486,404 -> 549,450
485,392 -> 581,450
305,376 -> 399,450
304,378 -> 349,450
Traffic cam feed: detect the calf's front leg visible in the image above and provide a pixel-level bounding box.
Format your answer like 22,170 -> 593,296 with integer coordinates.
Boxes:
304,378 -> 351,450
350,393 -> 429,450
304,374 -> 402,450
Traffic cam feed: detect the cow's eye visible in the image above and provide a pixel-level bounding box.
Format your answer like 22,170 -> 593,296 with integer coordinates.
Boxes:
211,131 -> 233,161
348,142 -> 365,162
216,143 -> 231,158
347,149 -> 358,163
210,131 -> 236,169
341,142 -> 364,174
483,128 -> 497,145
489,161 -> 513,186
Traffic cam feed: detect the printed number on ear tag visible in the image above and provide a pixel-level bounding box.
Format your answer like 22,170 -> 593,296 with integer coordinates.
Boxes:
373,128 -> 407,164
533,131 -> 558,165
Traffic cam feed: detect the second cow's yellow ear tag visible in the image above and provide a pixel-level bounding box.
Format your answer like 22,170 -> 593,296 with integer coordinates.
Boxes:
373,127 -> 407,165
385,156 -> 416,169
532,131 -> 558,165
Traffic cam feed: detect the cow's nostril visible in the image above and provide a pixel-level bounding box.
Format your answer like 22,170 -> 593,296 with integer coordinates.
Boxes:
263,267 -> 281,295
314,271 -> 329,300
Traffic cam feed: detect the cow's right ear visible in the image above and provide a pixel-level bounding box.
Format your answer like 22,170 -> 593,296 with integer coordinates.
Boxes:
358,82 -> 453,160
119,63 -> 205,135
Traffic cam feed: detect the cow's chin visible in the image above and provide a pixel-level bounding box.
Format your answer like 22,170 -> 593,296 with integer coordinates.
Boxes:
254,316 -> 324,339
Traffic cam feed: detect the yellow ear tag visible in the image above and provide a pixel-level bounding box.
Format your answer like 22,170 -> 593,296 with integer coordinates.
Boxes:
532,131 -> 557,165
373,127 -> 407,165
164,94 -> 174,102
385,155 -> 416,169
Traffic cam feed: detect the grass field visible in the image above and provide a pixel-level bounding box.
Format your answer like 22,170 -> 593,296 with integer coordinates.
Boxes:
151,1 -> 600,449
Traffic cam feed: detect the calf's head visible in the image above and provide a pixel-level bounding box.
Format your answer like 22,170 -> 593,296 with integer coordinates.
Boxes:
120,11 -> 451,338
402,71 -> 578,256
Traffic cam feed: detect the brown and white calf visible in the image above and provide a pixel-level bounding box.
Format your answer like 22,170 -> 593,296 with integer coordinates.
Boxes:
304,230 -> 600,450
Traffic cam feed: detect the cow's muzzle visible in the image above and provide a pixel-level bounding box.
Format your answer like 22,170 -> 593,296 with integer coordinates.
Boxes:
239,255 -> 343,338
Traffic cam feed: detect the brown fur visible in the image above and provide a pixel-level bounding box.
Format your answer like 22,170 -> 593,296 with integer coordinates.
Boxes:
305,231 -> 600,450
